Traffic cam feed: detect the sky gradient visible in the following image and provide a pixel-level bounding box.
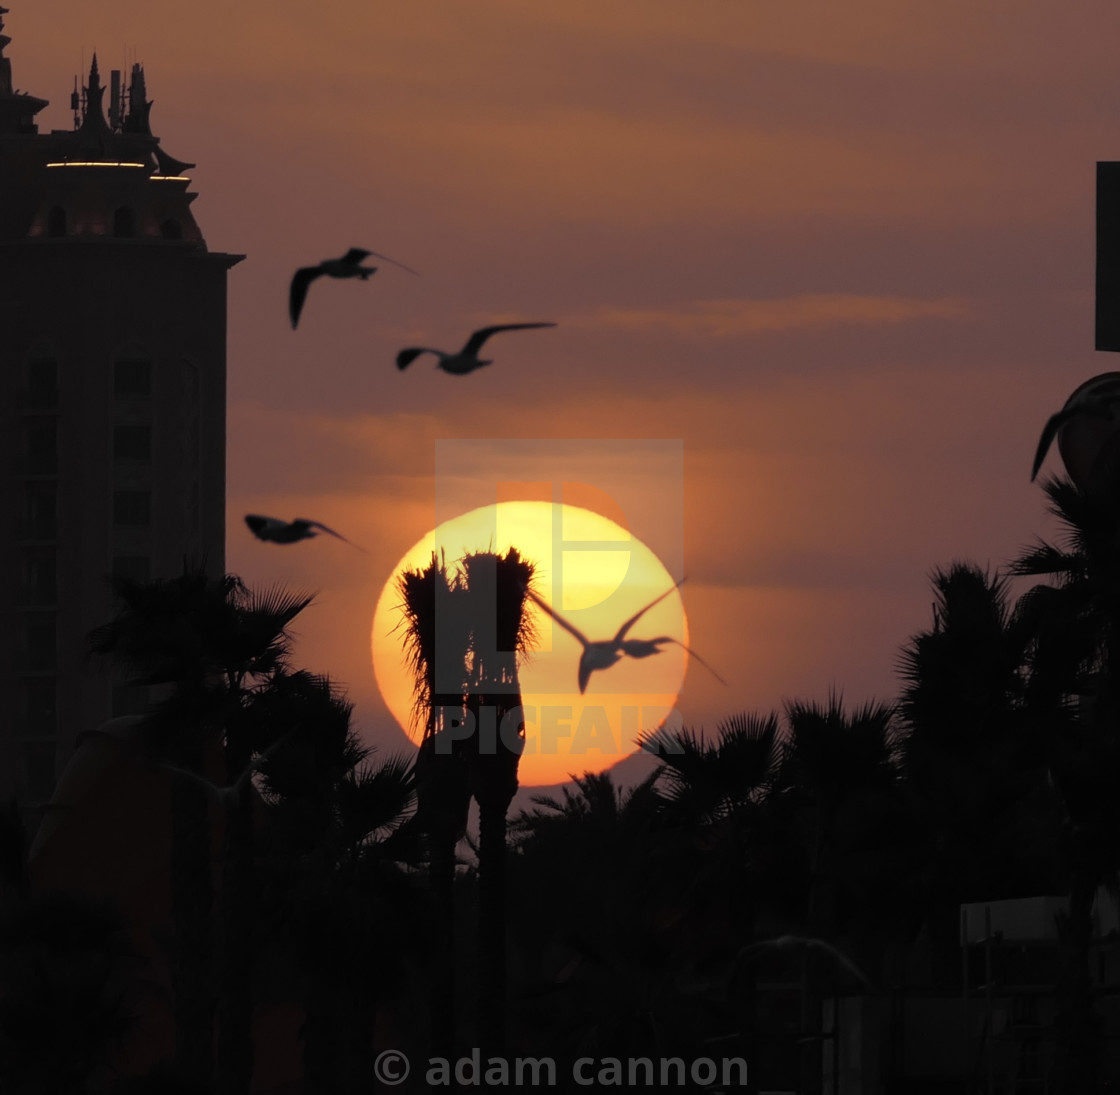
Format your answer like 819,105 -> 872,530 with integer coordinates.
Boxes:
13,1 -> 1120,796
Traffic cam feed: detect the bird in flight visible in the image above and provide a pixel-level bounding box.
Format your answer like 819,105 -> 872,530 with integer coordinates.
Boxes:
245,514 -> 365,552
396,322 -> 556,375
157,736 -> 292,810
525,578 -> 725,693
1032,373 -> 1120,481
289,247 -> 418,329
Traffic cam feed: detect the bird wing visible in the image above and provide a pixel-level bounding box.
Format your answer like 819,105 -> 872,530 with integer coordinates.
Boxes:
578,656 -> 594,695
245,514 -> 284,539
461,322 -> 557,357
367,249 -> 420,276
289,266 -> 322,328
342,248 -> 372,264
299,520 -> 370,554
652,637 -> 727,685
295,518 -> 340,539
397,347 -> 436,370
613,578 -> 685,642
525,588 -> 590,648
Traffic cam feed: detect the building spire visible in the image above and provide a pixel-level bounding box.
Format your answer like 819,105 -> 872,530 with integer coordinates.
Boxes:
123,61 -> 152,135
78,51 -> 111,135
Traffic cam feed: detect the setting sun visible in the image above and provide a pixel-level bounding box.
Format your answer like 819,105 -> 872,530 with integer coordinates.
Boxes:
370,500 -> 690,785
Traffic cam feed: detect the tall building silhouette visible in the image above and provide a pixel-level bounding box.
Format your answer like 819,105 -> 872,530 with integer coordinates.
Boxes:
0,8 -> 241,810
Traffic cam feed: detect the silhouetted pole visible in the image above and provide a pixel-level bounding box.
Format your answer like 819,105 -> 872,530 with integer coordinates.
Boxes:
1096,162 -> 1120,352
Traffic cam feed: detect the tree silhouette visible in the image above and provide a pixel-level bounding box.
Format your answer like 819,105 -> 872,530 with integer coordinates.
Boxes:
0,799 -> 141,1095
459,548 -> 535,1055
397,553 -> 473,1060
1011,470 -> 1120,1095
89,566 -> 313,1095
396,547 -> 534,1058
252,670 -> 421,1094
778,693 -> 899,1095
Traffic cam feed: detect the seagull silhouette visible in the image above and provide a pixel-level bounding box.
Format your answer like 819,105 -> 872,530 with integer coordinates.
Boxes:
525,579 -> 724,693
156,736 -> 291,810
396,322 -> 556,375
245,514 -> 366,552
289,247 -> 418,329
1032,376 -> 1120,481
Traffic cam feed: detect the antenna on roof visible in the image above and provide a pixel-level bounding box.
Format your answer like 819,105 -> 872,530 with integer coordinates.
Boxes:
109,68 -> 120,130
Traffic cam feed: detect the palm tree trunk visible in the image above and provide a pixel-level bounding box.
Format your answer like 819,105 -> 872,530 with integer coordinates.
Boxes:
302,955 -> 342,1093
477,800 -> 507,1057
170,736 -> 216,1089
799,803 -> 826,1095
429,826 -> 458,1061
216,767 -> 255,1095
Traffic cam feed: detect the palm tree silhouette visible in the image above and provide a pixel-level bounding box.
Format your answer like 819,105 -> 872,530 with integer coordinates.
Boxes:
0,801 -> 141,1094
1010,469 -> 1120,1093
507,768 -> 692,1062
155,733 -> 292,810
397,554 -> 473,1060
459,548 -> 535,1055
397,548 -> 535,1058
251,670 -> 421,1094
779,693 -> 898,1095
89,566 -> 314,1095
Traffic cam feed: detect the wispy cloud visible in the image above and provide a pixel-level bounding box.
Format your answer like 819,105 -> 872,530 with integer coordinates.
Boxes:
574,293 -> 971,337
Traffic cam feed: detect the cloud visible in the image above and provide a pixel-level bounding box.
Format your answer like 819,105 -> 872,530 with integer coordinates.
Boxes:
572,293 -> 971,337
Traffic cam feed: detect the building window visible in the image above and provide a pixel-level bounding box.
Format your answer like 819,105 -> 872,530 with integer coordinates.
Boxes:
113,424 -> 151,462
19,678 -> 56,736
24,358 -> 58,409
47,206 -> 67,237
112,554 -> 150,583
20,418 -> 57,474
161,218 -> 182,240
114,358 -> 151,397
19,548 -> 56,606
19,482 -> 56,540
113,490 -> 151,527
113,206 -> 135,238
21,613 -> 56,671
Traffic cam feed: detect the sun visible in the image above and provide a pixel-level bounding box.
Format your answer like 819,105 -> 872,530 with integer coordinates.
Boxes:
370,500 -> 689,786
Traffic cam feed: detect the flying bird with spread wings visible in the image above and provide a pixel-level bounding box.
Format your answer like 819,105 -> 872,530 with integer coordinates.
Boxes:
396,322 -> 556,375
289,247 -> 418,329
525,578 -> 725,694
245,514 -> 365,552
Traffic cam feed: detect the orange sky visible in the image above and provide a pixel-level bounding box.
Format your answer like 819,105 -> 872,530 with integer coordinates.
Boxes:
12,1 -> 1120,797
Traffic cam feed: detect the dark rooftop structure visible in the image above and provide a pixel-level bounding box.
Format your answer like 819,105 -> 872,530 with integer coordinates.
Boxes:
0,6 -> 242,815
